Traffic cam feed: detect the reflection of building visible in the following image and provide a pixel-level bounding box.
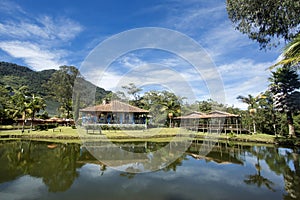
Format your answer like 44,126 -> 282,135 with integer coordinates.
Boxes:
175,110 -> 246,134
80,100 -> 149,125
188,142 -> 244,165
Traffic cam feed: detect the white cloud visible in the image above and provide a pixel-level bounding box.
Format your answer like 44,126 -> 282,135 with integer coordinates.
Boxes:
0,175 -> 45,200
116,54 -> 146,69
0,2 -> 83,71
164,1 -> 225,32
0,41 -> 65,70
0,15 -> 83,43
201,22 -> 252,60
218,59 -> 273,109
0,0 -> 25,15
38,16 -> 83,42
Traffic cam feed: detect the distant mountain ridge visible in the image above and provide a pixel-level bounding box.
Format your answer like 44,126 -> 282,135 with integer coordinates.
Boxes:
0,61 -> 56,96
0,61 -> 110,115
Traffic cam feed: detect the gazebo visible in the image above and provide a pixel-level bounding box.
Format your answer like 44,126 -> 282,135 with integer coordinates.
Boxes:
175,110 -> 244,134
80,100 -> 149,125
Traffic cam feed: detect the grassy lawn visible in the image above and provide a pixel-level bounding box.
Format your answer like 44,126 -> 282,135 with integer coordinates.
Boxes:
0,126 -> 78,137
0,126 -> 284,144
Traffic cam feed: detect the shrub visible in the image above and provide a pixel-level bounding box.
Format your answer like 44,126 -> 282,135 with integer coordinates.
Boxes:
35,123 -> 58,131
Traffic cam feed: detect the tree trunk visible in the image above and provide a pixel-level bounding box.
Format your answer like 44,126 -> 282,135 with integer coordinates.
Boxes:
30,112 -> 35,130
287,111 -> 295,137
272,112 -> 277,136
253,119 -> 256,134
22,111 -> 25,133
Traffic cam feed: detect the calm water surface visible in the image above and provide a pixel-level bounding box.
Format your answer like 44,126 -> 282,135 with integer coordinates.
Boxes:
0,140 -> 299,200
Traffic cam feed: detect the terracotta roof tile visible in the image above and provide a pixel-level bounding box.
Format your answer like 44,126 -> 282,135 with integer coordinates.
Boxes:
80,100 -> 149,113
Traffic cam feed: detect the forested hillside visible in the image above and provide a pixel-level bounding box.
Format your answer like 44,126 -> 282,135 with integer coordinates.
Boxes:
0,61 -> 110,115
0,62 -> 55,96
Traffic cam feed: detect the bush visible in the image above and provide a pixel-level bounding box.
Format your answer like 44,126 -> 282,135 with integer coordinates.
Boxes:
35,123 -> 58,131
83,124 -> 146,131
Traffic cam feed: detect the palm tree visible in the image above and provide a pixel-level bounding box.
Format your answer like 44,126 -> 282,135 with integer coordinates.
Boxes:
7,86 -> 30,132
270,33 -> 300,69
26,94 -> 46,129
237,94 -> 262,134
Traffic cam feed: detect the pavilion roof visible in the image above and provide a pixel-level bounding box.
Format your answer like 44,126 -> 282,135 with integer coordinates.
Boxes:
80,100 -> 149,113
175,110 -> 239,119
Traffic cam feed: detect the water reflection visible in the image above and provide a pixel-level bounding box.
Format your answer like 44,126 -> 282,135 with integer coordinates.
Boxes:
244,147 -> 275,192
0,140 -> 299,199
0,141 -> 81,192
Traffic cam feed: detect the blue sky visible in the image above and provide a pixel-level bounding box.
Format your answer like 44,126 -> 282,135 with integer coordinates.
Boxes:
0,0 -> 284,109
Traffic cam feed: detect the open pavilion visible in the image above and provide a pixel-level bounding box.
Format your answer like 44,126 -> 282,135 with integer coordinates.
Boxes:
174,110 -> 245,134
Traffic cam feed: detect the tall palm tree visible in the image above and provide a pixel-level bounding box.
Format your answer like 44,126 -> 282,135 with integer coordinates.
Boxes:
270,33 -> 300,69
26,94 -> 46,129
237,94 -> 262,134
7,86 -> 30,132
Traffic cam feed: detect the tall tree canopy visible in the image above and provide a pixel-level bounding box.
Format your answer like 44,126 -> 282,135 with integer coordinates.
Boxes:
237,94 -> 262,134
141,90 -> 183,126
269,66 -> 300,137
45,66 -> 79,119
226,0 -> 300,49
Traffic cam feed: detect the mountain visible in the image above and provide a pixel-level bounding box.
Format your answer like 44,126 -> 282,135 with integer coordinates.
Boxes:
0,61 -> 110,115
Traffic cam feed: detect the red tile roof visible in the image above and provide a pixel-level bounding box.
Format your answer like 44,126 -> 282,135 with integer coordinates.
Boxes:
80,100 -> 149,113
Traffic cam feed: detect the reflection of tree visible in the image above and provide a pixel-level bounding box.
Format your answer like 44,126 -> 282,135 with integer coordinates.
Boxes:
244,147 -> 275,192
0,141 -> 81,192
252,146 -> 300,199
29,143 -> 81,192
162,155 -> 186,172
282,151 -> 300,200
0,141 -> 27,183
120,172 -> 136,179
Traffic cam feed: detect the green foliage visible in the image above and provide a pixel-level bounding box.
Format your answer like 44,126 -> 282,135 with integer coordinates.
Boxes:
0,62 -> 110,119
226,0 -> 300,49
271,33 -> 300,69
141,90 -> 184,126
35,123 -> 58,131
269,67 -> 300,113
83,124 -> 145,131
0,61 -> 55,96
0,85 -> 10,123
44,66 -> 79,119
269,66 -> 300,136
122,83 -> 142,102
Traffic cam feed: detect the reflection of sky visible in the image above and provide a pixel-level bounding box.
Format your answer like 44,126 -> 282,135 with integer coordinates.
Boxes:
0,175 -> 46,200
0,153 -> 287,200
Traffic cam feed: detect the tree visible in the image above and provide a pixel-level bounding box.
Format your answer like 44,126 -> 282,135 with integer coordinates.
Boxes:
237,94 -> 262,134
198,99 -> 226,112
256,91 -> 279,135
226,0 -> 300,49
7,86 -> 30,132
271,33 -> 300,69
269,66 -> 300,137
45,66 -> 78,119
122,83 -> 142,102
26,94 -> 46,129
0,85 -> 10,123
141,90 -> 183,127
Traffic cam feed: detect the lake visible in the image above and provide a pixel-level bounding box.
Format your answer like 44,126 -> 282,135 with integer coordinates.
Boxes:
0,140 -> 299,200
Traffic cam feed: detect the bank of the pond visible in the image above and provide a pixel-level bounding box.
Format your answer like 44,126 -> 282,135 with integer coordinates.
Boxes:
0,127 -> 299,146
